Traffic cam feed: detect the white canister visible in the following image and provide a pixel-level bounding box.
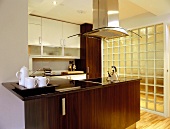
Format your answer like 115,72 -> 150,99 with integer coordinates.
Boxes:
16,66 -> 29,86
35,76 -> 50,87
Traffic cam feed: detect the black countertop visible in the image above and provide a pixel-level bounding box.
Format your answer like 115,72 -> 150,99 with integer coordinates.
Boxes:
2,77 -> 141,101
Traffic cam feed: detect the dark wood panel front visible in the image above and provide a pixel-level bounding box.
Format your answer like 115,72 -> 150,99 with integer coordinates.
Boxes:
25,97 -> 48,129
101,81 -> 140,129
47,96 -> 60,129
86,37 -> 101,78
102,84 -> 122,129
81,88 -> 103,129
62,80 -> 140,129
25,95 -> 60,129
76,23 -> 101,79
25,80 -> 140,129
61,92 -> 82,129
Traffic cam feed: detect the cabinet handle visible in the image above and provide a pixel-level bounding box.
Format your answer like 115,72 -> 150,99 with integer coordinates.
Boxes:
87,67 -> 89,73
63,39 -> 66,46
62,98 -> 66,116
39,37 -> 41,44
60,39 -> 63,46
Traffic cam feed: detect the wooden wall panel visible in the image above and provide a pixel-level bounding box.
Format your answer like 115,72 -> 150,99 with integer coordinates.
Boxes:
76,23 -> 101,79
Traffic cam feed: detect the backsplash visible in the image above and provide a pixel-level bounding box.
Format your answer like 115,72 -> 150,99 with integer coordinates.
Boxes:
32,58 -> 74,71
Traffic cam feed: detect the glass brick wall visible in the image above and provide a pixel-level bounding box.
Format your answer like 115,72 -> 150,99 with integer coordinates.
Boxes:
102,23 -> 164,113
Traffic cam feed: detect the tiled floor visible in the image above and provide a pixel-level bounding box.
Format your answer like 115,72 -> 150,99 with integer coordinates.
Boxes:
136,110 -> 170,129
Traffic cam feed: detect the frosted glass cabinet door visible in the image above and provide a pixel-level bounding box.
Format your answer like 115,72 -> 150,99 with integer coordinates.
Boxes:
63,22 -> 80,48
28,24 -> 41,45
42,18 -> 62,46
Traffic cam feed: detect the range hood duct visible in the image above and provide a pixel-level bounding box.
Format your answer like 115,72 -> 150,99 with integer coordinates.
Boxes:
84,0 -> 129,39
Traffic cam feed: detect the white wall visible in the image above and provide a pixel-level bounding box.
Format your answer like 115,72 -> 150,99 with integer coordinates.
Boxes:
0,0 -> 28,129
120,12 -> 170,30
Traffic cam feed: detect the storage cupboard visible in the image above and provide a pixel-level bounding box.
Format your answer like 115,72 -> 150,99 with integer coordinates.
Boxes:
28,16 -> 41,46
24,79 -> 140,129
28,15 -> 80,58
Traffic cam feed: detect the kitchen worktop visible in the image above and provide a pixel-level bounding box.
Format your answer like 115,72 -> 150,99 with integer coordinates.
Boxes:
29,70 -> 85,77
2,77 -> 141,101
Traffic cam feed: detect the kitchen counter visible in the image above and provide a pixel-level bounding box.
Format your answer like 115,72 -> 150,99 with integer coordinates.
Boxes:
2,77 -> 141,129
29,70 -> 86,77
2,77 -> 140,101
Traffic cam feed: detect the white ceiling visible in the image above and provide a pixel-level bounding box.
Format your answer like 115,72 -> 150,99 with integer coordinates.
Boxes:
28,0 -> 170,24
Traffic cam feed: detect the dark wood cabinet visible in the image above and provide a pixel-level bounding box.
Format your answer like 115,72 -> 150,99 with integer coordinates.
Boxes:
60,92 -> 82,129
76,23 -> 101,79
25,95 -> 60,129
61,80 -> 140,129
81,88 -> 103,129
24,79 -> 140,129
101,81 -> 140,129
60,88 -> 103,129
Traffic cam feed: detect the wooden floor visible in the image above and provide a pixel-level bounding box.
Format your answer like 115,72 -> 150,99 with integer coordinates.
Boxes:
136,110 -> 170,129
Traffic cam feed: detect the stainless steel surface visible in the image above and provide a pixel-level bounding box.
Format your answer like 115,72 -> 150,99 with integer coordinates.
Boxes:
84,0 -> 129,39
84,27 -> 128,39
93,0 -> 119,29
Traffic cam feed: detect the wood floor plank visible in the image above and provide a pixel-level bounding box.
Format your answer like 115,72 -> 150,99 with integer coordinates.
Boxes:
136,110 -> 170,129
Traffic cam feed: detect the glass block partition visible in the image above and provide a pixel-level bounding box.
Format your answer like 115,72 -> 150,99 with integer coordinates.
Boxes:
102,23 -> 164,113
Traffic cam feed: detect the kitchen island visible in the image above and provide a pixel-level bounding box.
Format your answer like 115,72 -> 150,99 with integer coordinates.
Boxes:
2,77 -> 140,129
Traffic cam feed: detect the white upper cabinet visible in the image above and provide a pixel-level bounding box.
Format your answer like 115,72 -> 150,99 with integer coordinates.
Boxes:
28,24 -> 41,45
28,15 -> 80,58
63,22 -> 80,48
28,16 -> 41,45
42,18 -> 62,46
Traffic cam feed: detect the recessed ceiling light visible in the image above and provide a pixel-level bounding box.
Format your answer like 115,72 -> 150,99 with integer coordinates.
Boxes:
53,1 -> 57,5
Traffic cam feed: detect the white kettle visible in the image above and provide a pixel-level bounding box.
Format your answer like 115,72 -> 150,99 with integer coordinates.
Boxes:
16,66 -> 29,86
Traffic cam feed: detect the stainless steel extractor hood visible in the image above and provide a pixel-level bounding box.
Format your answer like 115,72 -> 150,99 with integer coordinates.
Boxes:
84,0 -> 129,39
